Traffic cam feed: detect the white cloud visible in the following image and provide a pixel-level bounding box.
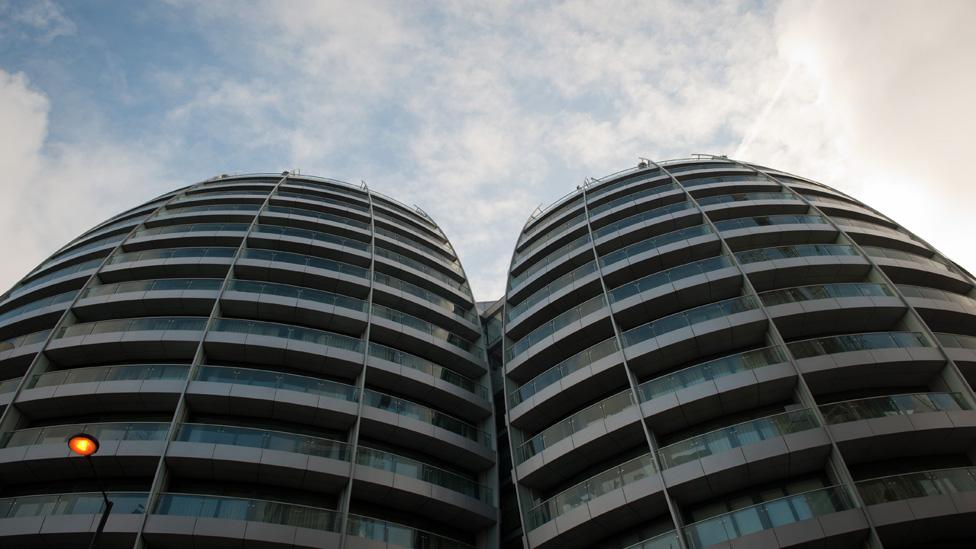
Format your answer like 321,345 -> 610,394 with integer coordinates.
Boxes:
0,0 -> 76,42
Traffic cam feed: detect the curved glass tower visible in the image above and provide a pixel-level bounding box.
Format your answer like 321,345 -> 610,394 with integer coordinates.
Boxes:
0,173 -> 497,548
502,158 -> 976,549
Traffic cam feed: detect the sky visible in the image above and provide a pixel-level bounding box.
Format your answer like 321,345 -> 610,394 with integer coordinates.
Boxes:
0,0 -> 974,301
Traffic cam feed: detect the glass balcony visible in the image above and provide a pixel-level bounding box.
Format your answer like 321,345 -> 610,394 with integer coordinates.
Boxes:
697,191 -> 797,206
6,258 -> 102,300
525,452 -> 656,530
2,421 -> 170,448
367,342 -> 487,399
374,211 -> 449,248
588,182 -> 681,218
608,255 -> 733,304
224,279 -> 367,312
516,390 -> 634,464
356,446 -> 491,503
176,423 -> 348,461
623,531 -> 681,549
509,337 -> 619,407
47,233 -> 126,264
0,377 -> 21,394
160,203 -> 261,217
599,224 -> 712,269
264,204 -> 369,230
820,392 -> 969,424
0,289 -> 77,325
857,467 -> 976,505
585,168 -> 663,201
735,244 -> 860,265
591,200 -> 695,240
375,226 -> 460,269
506,294 -> 607,361
666,162 -> 739,174
28,363 -> 189,389
106,246 -> 236,266
679,175 -> 765,188
0,329 -> 52,352
620,295 -> 760,349
788,331 -> 930,359
658,409 -> 819,468
372,271 -> 477,324
54,317 -> 207,339
346,513 -> 474,549
136,222 -> 251,238
362,389 -> 491,447
194,364 -> 359,402
252,223 -> 370,252
759,282 -> 894,307
276,189 -> 370,213
509,234 -> 592,290
897,285 -> 975,306
712,214 -> 827,232
637,345 -> 787,402
934,332 -> 976,350
836,218 -> 922,243
240,247 -> 368,279
862,246 -> 952,271
81,278 -> 222,299
0,492 -> 147,518
513,212 -> 586,264
154,493 -> 338,531
209,318 -> 363,353
375,245 -> 469,293
372,304 -> 481,354
506,260 -> 598,323
683,486 -> 854,548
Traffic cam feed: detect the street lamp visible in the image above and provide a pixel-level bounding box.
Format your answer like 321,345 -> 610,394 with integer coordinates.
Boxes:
67,433 -> 113,549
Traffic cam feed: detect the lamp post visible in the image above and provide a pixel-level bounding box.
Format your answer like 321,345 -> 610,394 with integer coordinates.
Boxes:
68,433 -> 113,549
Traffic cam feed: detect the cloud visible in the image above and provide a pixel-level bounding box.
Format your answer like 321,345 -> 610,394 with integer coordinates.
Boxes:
0,0 -> 76,42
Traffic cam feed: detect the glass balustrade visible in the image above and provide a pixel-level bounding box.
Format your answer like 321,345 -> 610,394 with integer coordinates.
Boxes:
506,294 -> 607,361
253,224 -> 370,251
735,244 -> 860,264
935,332 -> 976,350
264,204 -> 369,230
368,342 -> 487,399
637,345 -> 787,402
516,390 -> 634,464
513,212 -> 586,263
346,514 -> 474,549
0,290 -> 77,324
374,211 -> 449,247
371,304 -> 480,354
862,246 -> 952,271
29,363 -> 189,389
697,191 -> 797,206
6,258 -> 102,300
107,247 -> 236,265
356,446 -> 490,503
666,162 -> 738,174
276,189 -> 370,213
820,392 -> 969,424
0,492 -> 147,518
154,493 -> 338,531
0,329 -> 52,352
509,337 -> 619,407
372,271 -> 477,323
509,234 -> 592,290
161,203 -> 261,216
788,331 -> 930,359
225,279 -> 367,312
240,248 -> 368,279
54,317 -> 207,339
712,214 -> 827,232
526,453 -> 656,529
623,531 -> 681,549
679,175 -> 764,188
362,389 -> 491,447
585,168 -> 663,201
47,233 -> 125,264
2,421 -> 170,448
136,222 -> 251,237
658,409 -> 819,468
609,255 -> 733,304
897,285 -> 975,306
507,260 -> 598,322
620,295 -> 760,349
195,365 -> 359,401
209,318 -> 364,352
592,200 -> 696,240
683,486 -> 854,548
176,423 -> 348,460
374,246 -> 469,292
0,377 -> 21,394
836,217 -> 921,242
375,226 -> 460,268
759,282 -> 894,307
80,278 -> 222,299
588,182 -> 681,217
857,467 -> 976,505
599,225 -> 712,269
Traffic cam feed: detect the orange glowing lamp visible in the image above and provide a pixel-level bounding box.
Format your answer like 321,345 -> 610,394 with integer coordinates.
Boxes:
68,433 -> 100,457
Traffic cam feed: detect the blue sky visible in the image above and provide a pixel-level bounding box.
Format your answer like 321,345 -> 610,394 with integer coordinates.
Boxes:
1,0 -> 975,300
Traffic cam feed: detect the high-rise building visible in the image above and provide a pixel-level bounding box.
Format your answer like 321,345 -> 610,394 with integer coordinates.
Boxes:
0,173 -> 498,548
500,158 -> 976,549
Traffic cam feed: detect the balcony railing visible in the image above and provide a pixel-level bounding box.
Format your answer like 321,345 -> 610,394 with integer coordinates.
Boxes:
516,390 -> 634,464
135,222 -> 251,237
820,392 -> 969,424
363,389 -> 491,447
356,446 -> 491,503
658,409 -> 819,468
209,318 -> 364,353
506,294 -> 607,361
735,243 -> 859,265
2,421 -> 169,448
506,260 -> 598,322
509,336 -> 619,407
591,200 -> 695,240
367,342 -> 487,399
637,345 -> 787,402
194,365 -> 359,402
253,223 -> 370,252
264,203 -> 369,230
608,255 -> 733,304
372,271 -> 477,324
80,278 -> 222,299
0,329 -> 51,352
346,513 -> 474,549
857,467 -> 976,505
697,191 -> 797,206
599,224 -> 712,269
176,423 -> 349,461
620,295 -> 760,349
897,284 -> 975,307
788,331 -> 930,359
588,182 -> 681,217
712,214 -> 827,232
154,493 -> 338,531
0,289 -> 77,325
28,363 -> 190,389
862,246 -> 952,271
0,492 -> 147,518
935,332 -> 976,350
54,317 -> 207,339
106,247 -> 236,266
759,282 -> 894,306
509,233 -> 592,290
225,279 -> 367,312
372,304 -> 481,354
